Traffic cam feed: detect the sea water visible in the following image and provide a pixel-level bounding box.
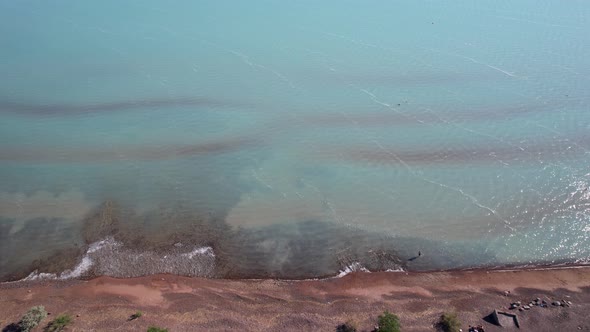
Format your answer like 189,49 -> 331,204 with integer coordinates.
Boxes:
1,0 -> 589,280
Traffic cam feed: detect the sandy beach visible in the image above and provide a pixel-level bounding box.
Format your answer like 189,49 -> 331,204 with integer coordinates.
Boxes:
1,267 -> 590,331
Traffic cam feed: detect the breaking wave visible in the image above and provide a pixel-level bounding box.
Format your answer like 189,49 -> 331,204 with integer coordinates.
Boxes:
22,237 -> 216,281
336,262 -> 370,278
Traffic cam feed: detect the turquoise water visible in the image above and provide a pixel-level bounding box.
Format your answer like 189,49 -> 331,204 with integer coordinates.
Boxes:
1,0 -> 590,280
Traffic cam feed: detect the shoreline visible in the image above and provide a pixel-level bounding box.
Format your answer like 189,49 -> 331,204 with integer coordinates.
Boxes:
4,200 -> 588,283
5,257 -> 590,285
6,200 -> 588,283
2,267 -> 590,331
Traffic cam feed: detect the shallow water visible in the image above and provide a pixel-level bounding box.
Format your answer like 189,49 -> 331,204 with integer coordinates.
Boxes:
1,0 -> 590,281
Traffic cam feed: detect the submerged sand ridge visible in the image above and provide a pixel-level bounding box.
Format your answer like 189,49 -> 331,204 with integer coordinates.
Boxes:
1,268 -> 590,331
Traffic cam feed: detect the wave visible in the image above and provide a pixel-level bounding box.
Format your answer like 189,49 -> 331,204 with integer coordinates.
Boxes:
336,262 -> 370,278
21,237 -> 216,281
22,238 -> 117,281
334,262 -> 405,278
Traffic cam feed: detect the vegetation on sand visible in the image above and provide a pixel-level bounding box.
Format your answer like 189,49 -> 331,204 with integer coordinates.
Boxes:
147,327 -> 168,332
45,314 -> 73,332
438,312 -> 461,332
336,320 -> 358,332
376,311 -> 401,332
19,306 -> 48,332
129,311 -> 143,321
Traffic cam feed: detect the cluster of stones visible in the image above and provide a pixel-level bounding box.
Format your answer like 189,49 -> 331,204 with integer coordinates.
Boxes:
552,300 -> 573,307
509,298 -> 573,311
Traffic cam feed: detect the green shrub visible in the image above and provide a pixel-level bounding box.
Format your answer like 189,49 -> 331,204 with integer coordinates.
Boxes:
45,314 -> 72,332
147,326 -> 168,332
376,311 -> 401,332
20,306 -> 48,332
336,320 -> 357,332
129,311 -> 143,321
439,312 -> 461,332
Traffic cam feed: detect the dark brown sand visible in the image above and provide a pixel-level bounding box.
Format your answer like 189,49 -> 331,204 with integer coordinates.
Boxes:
1,267 -> 590,331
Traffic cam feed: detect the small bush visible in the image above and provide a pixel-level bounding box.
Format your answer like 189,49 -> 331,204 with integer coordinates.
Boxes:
439,312 -> 461,332
147,327 -> 168,332
336,320 -> 357,332
19,306 -> 48,332
129,311 -> 143,321
45,314 -> 72,332
376,311 -> 401,332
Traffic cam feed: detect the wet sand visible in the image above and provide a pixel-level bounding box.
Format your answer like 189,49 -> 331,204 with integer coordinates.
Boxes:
1,267 -> 590,331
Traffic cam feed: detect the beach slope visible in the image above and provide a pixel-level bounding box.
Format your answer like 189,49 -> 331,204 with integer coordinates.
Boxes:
1,267 -> 590,331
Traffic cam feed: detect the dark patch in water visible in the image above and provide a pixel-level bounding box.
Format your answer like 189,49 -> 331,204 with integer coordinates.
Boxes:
323,138 -> 586,166
0,146 -> 259,280
292,99 -> 588,127
0,97 -> 254,116
1,201 -> 502,282
0,217 -> 84,281
80,201 -> 232,251
0,136 -> 263,163
218,220 -> 404,279
82,201 -> 124,244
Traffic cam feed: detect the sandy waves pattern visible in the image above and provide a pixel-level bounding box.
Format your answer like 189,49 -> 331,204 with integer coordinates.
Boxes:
0,136 -> 261,163
0,97 -> 254,116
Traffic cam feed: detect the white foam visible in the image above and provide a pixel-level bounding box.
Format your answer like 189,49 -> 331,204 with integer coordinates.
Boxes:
22,272 -> 58,281
57,238 -> 123,279
59,256 -> 93,279
336,262 -> 370,278
19,240 -> 218,282
22,257 -> 94,280
181,247 -> 215,259
21,238 -> 122,281
87,237 -> 120,253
